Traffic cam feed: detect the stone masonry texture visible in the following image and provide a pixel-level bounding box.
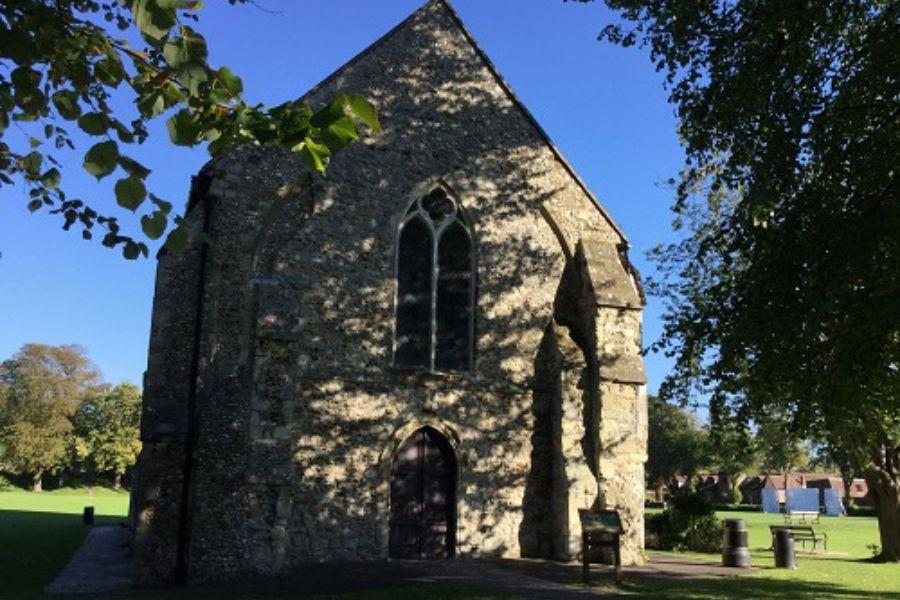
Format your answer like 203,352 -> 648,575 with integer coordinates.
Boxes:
131,0 -> 648,585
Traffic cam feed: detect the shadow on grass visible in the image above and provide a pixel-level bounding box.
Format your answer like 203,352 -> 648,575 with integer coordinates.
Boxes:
479,557 -> 900,600
618,575 -> 900,600
0,509 -> 125,599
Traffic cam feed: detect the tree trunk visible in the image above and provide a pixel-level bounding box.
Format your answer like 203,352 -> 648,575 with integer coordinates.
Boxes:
865,464 -> 900,562
32,471 -> 43,492
716,471 -> 731,502
114,472 -> 122,490
842,478 -> 852,505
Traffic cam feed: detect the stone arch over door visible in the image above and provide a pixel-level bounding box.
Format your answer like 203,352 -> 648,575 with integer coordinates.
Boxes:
389,426 -> 457,558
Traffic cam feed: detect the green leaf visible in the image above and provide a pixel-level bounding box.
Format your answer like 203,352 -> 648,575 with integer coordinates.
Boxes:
12,112 -> 39,122
94,57 -> 125,87
11,68 -> 42,109
298,137 -> 330,172
137,92 -> 166,118
161,80 -> 186,107
207,130 -> 233,155
216,66 -> 243,97
118,156 -> 152,178
123,241 -> 141,260
114,175 -> 147,211
164,225 -> 189,252
347,94 -> 381,131
150,194 -> 173,214
141,210 -> 167,240
163,25 -> 207,68
27,199 -> 43,212
111,120 -> 135,143
166,109 -> 200,146
77,112 -> 108,136
178,63 -> 209,97
322,116 -> 359,150
83,140 -> 119,179
157,0 -> 203,9
40,168 -> 61,188
311,95 -> 349,128
132,0 -> 177,43
51,90 -> 81,120
21,151 -> 42,178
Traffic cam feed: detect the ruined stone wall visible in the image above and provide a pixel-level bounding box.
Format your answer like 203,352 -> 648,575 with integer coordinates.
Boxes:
133,0 -> 647,584
132,195 -> 207,586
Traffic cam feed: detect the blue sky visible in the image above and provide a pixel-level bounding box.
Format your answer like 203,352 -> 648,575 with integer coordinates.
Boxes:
0,0 -> 684,392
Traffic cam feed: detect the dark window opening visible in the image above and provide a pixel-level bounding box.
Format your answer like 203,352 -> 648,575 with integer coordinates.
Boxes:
422,188 -> 455,221
394,216 -> 433,368
395,187 -> 474,373
435,222 -> 472,371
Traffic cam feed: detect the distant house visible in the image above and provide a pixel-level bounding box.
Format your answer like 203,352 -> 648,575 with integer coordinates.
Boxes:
848,478 -> 875,507
754,473 -> 806,504
740,472 -> 872,507
799,473 -> 874,507
804,474 -> 845,507
694,473 -> 721,497
739,476 -> 764,505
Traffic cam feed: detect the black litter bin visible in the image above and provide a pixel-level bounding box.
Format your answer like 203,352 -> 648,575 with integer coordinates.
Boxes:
774,527 -> 797,569
83,505 -> 94,526
722,518 -> 751,568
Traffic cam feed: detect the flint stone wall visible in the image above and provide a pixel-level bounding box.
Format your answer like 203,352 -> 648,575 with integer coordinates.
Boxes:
132,0 -> 647,585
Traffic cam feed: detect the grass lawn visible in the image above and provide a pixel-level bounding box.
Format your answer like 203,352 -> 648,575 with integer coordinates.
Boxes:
621,509 -> 900,599
0,487 -> 130,600
1,491 -> 897,599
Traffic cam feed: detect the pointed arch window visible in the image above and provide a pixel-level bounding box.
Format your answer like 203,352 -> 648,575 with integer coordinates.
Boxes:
394,187 -> 474,372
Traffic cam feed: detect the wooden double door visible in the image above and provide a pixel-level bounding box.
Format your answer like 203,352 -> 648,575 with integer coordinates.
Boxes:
389,427 -> 456,558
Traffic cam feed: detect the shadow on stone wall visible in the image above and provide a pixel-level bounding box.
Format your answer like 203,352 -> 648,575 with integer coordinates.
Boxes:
136,0 -> 642,583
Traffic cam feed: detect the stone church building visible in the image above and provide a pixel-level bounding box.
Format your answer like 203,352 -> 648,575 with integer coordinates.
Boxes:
132,0 -> 647,585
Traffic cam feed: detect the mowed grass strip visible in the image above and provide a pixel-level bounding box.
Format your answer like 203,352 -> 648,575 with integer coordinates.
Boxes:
0,488 -> 130,600
633,509 -> 900,599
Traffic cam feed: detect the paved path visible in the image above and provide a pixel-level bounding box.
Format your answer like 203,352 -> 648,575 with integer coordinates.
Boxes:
45,528 -> 755,598
45,525 -> 132,595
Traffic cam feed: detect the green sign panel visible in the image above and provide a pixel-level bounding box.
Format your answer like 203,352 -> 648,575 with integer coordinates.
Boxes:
579,509 -> 623,534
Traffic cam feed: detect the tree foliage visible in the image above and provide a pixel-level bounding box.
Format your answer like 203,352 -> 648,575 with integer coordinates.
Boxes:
705,403 -> 757,500
754,411 -> 811,477
647,395 -> 707,499
0,0 -> 381,258
594,0 -> 899,560
0,343 -> 100,490
72,382 -> 141,488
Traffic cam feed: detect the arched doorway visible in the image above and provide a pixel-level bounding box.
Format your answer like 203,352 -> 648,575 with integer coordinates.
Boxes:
389,427 -> 457,558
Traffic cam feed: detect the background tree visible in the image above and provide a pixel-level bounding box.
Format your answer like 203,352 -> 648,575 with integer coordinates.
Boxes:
72,382 -> 141,489
0,343 -> 100,490
754,411 -> 811,479
647,395 -> 707,501
594,0 -> 900,561
1,0 -> 380,258
810,441 -> 861,502
705,404 -> 757,504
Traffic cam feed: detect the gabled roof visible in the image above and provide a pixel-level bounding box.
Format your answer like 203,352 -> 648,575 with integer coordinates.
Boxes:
299,0 -> 628,245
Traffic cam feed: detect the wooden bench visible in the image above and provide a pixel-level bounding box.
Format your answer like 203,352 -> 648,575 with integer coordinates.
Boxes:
769,525 -> 828,552
784,510 -> 820,524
